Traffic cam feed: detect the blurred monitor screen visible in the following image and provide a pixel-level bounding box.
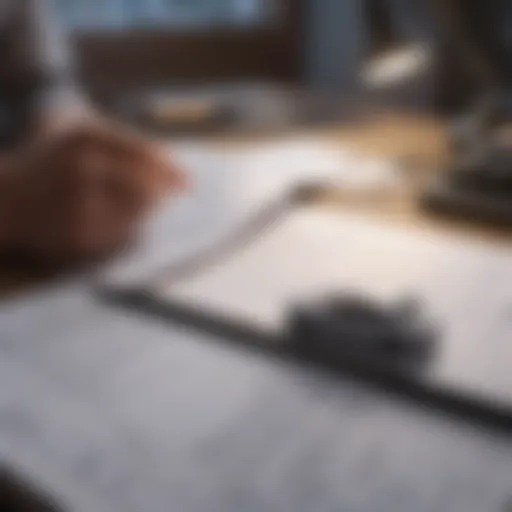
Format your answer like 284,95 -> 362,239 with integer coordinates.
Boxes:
55,0 -> 271,29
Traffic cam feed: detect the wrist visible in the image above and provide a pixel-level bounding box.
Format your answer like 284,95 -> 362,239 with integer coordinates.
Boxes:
34,88 -> 96,140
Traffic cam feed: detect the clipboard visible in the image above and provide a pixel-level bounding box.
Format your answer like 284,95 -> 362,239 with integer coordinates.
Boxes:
102,198 -> 512,429
99,138 -> 512,428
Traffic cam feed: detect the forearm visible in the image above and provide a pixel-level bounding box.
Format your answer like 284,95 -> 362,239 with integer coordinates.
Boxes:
33,81 -> 95,138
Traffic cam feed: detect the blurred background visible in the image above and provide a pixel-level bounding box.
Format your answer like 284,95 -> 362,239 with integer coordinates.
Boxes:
3,1 -> 512,511
52,0 -> 497,135
53,0 -> 441,122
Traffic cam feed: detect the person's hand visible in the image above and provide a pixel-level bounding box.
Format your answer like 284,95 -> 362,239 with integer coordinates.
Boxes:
8,116 -> 186,267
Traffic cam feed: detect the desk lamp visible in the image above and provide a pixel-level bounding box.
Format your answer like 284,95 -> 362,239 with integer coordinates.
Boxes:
422,0 -> 512,225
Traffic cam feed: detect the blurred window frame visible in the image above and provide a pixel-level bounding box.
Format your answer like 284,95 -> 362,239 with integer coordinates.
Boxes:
65,0 -> 304,96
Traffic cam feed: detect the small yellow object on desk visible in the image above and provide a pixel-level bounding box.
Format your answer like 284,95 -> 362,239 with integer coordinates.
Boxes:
146,97 -> 222,125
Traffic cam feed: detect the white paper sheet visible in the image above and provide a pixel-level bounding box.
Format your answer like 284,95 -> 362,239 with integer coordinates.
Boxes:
161,208 -> 512,405
102,137 -> 404,286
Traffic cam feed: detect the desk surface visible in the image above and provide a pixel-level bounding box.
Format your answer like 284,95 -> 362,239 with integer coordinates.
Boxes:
1,113 -> 512,512
216,111 -> 509,242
